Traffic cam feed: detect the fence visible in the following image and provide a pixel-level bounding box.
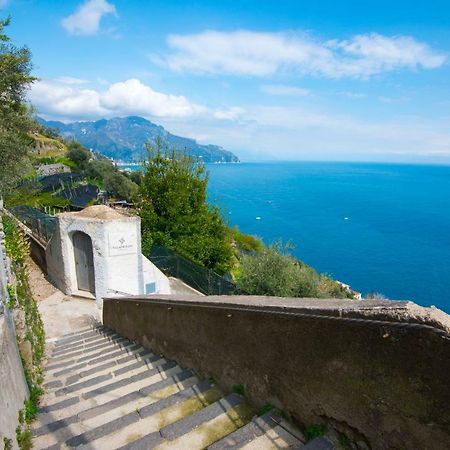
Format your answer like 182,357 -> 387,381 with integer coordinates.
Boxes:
149,245 -> 242,296
6,206 -> 56,245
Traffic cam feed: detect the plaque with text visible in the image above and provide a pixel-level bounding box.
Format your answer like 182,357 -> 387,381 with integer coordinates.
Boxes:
108,231 -> 137,256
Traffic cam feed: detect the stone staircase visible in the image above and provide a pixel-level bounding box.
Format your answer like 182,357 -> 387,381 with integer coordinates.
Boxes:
33,325 -> 329,449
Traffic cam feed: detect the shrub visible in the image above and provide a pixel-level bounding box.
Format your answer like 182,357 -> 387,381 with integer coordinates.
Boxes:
236,241 -> 351,299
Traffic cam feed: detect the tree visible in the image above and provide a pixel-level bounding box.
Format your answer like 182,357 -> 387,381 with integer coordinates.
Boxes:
0,17 -> 36,194
137,138 -> 234,274
104,172 -> 138,200
67,141 -> 91,170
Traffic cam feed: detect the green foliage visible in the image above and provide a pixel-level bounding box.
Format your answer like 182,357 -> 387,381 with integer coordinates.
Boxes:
229,227 -> 263,253
232,384 -> 245,396
3,437 -> 13,450
236,241 -> 352,298
304,423 -> 326,441
137,138 -> 234,274
7,283 -> 16,309
104,171 -> 138,201
3,216 -> 29,265
33,155 -> 76,169
2,216 -> 45,443
5,185 -> 69,209
0,17 -> 36,194
24,384 -> 43,423
15,426 -> 32,450
258,403 -> 275,416
338,434 -> 351,448
81,156 -> 138,201
67,141 -> 91,170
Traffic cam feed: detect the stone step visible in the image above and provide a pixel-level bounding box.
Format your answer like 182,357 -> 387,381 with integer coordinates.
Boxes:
153,393 -> 255,450
45,340 -> 140,373
72,382 -> 224,450
208,411 -> 304,449
36,363 -> 187,425
51,334 -> 127,360
43,358 -> 177,411
53,354 -> 170,398
51,328 -> 113,352
32,372 -> 200,449
59,352 -> 162,389
52,327 -> 108,348
45,346 -> 160,390
303,437 -> 335,449
36,327 -> 307,450
49,332 -> 133,363
46,346 -> 153,383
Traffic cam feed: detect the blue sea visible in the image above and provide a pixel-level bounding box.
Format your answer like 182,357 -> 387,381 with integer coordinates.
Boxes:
125,161 -> 450,312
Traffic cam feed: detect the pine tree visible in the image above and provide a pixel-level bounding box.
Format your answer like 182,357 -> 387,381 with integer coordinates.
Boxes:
137,138 -> 234,274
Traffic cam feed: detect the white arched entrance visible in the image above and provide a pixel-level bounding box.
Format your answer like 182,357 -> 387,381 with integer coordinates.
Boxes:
72,231 -> 95,294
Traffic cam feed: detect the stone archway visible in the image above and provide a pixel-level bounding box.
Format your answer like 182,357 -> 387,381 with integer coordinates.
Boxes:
72,231 -> 95,294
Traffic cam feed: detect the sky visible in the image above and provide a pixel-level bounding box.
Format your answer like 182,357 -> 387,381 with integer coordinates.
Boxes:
2,0 -> 450,162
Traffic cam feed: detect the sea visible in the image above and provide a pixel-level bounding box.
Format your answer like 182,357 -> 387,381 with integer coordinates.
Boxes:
123,161 -> 450,313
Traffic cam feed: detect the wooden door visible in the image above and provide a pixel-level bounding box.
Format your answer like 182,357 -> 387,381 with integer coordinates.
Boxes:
73,232 -> 95,293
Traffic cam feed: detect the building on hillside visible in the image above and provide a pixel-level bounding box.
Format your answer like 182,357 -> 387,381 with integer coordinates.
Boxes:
37,163 -> 71,177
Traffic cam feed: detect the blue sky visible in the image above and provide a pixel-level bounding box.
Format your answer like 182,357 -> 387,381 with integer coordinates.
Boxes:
2,0 -> 450,162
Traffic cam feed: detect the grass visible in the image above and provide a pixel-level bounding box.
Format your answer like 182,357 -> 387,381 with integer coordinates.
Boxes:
304,423 -> 326,441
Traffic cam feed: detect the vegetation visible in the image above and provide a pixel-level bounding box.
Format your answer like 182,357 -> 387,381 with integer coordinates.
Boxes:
137,138 -> 234,274
0,17 -> 36,195
3,437 -> 13,450
67,141 -> 138,201
232,384 -> 245,396
236,241 -> 352,298
304,423 -> 326,441
5,185 -> 70,209
2,216 -> 45,449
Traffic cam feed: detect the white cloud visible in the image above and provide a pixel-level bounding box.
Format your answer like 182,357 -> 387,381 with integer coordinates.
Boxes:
261,84 -> 310,96
163,30 -> 446,78
56,76 -> 89,85
336,91 -> 367,99
61,0 -> 117,36
213,107 -> 245,121
101,79 -> 206,118
29,78 -> 450,162
30,78 -> 207,121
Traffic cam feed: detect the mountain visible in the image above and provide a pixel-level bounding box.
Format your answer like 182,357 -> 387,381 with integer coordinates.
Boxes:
38,116 -> 239,163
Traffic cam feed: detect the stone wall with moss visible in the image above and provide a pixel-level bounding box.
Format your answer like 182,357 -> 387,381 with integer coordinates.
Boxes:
1,215 -> 45,449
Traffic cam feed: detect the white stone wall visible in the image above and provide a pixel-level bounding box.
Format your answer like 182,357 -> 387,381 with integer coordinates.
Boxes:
142,255 -> 171,294
45,207 -> 170,319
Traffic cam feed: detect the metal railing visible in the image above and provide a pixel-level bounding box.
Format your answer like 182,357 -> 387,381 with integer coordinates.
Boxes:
5,206 -> 56,245
149,245 -> 242,296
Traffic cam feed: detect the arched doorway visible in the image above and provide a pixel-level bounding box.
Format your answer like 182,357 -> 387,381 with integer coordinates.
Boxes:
72,231 -> 95,294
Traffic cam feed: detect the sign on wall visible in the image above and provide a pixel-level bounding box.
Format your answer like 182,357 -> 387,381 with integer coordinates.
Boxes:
108,231 -> 137,256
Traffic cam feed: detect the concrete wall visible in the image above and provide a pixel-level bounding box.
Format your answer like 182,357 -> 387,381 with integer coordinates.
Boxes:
0,215 -> 29,449
0,311 -> 29,449
142,255 -> 171,294
103,295 -> 450,450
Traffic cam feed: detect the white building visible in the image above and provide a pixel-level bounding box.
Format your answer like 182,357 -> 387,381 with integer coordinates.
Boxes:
45,205 -> 170,318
